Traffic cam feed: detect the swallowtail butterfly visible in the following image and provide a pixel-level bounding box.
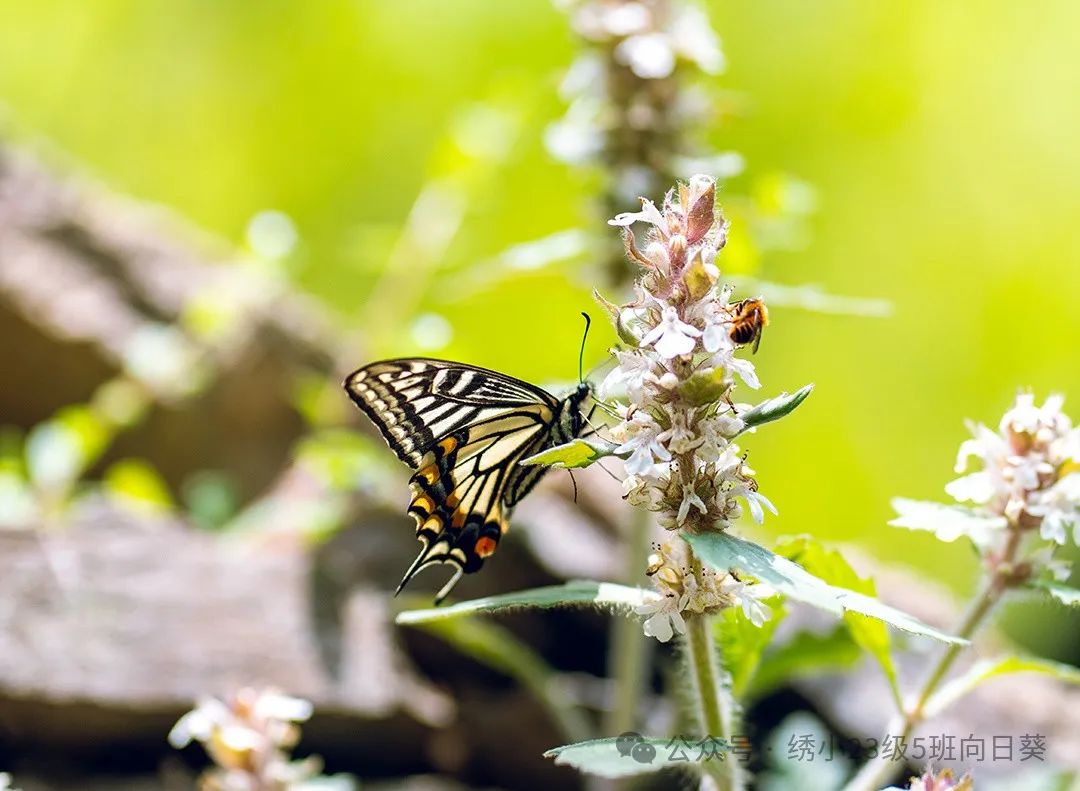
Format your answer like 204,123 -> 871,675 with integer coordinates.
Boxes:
344,359 -> 590,603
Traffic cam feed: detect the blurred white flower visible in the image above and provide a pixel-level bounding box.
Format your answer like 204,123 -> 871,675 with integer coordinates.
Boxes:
669,5 -> 725,74
615,32 -> 676,79
948,392 -> 1080,541
169,688 -> 330,790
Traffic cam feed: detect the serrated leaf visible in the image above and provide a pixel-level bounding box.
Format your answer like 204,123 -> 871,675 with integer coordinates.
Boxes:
545,737 -> 728,778
683,531 -> 965,644
925,655 -> 1080,718
890,498 -> 1005,545
715,597 -> 786,699
774,536 -> 901,708
520,438 -> 618,469
396,580 -> 652,625
737,385 -> 813,433
749,626 -> 861,699
410,616 -> 590,742
1028,579 -> 1080,606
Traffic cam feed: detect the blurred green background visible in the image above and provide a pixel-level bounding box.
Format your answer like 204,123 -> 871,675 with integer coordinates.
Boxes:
1,0 -> 1078,654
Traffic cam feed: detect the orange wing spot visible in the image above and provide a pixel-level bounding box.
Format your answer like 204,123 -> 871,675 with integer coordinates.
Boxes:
417,464 -> 439,484
411,493 -> 435,515
475,536 -> 497,558
451,508 -> 469,529
438,437 -> 458,455
421,515 -> 443,534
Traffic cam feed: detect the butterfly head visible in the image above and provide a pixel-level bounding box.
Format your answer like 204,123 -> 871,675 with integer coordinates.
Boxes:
560,381 -> 593,439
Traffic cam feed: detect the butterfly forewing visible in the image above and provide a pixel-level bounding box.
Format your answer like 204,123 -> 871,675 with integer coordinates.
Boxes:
344,358 -> 586,602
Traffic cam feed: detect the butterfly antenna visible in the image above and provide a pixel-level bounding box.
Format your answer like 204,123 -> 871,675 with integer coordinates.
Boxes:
578,311 -> 591,384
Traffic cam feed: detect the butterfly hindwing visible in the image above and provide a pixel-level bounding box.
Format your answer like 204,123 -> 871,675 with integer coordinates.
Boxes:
344,358 -> 589,602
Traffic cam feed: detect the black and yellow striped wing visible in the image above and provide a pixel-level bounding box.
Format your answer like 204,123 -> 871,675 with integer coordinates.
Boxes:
344,358 -> 589,602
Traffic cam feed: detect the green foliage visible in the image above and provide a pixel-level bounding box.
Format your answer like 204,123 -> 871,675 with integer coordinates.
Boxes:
683,531 -> 965,644
715,596 -> 786,698
749,626 -> 862,699
103,458 -> 174,515
925,655 -> 1080,718
519,438 -> 618,469
545,737 -> 721,778
395,580 -> 652,624
1028,578 -> 1080,607
773,536 -> 902,708
737,385 -> 814,434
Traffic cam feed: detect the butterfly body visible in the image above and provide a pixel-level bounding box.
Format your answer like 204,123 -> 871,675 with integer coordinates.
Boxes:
344,358 -> 589,602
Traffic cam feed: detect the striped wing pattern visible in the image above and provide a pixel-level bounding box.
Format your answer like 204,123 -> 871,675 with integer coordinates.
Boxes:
344,358 -> 577,602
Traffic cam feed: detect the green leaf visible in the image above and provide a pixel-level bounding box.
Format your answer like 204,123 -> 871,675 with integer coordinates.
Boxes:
411,616 -> 591,743
103,458 -> 174,515
890,497 -> 1005,545
683,531 -> 966,644
749,626 -> 862,699
773,537 -> 902,709
925,655 -> 1080,718
396,580 -> 652,625
1028,579 -> 1080,607
545,737 -> 727,778
737,385 -> 813,433
715,597 -> 786,699
519,438 -> 618,469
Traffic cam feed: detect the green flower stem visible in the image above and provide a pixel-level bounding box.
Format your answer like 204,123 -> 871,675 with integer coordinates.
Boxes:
605,507 -> 654,737
843,527 -> 1022,791
684,546 -> 745,791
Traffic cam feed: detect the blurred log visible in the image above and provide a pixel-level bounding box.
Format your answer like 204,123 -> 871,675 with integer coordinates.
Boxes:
0,142 -> 337,501
0,502 -> 452,778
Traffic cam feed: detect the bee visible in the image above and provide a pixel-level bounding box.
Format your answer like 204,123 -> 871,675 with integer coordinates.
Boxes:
727,297 -> 769,353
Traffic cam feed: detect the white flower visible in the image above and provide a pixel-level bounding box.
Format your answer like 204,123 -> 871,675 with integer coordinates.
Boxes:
943,471 -> 997,504
615,411 -> 671,475
677,482 -> 708,524
659,411 -> 703,454
1032,473 -> 1080,545
719,577 -> 773,627
623,473 -> 664,508
635,591 -> 689,642
723,354 -> 760,389
702,307 -> 735,354
598,350 -> 658,401
641,306 -> 701,358
729,483 -> 777,524
608,197 -> 665,228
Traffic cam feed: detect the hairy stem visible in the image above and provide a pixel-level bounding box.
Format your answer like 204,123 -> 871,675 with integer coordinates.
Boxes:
843,527 -> 1022,791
